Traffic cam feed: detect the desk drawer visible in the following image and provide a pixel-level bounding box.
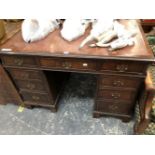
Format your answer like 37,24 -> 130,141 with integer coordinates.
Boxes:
98,75 -> 142,89
1,55 -> 37,67
39,58 -> 96,71
97,89 -> 136,101
8,69 -> 43,81
15,80 -> 46,92
100,60 -> 146,74
21,91 -> 51,104
95,100 -> 133,115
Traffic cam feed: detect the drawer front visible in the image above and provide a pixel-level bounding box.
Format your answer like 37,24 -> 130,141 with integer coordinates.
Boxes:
8,69 -> 43,81
21,91 -> 51,104
95,100 -> 134,115
97,89 -> 136,101
39,58 -> 96,71
15,80 -> 46,92
100,60 -> 146,74
98,75 -> 142,89
1,55 -> 37,67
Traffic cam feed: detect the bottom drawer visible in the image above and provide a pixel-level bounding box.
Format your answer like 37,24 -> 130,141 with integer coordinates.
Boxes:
95,100 -> 134,115
20,91 -> 52,105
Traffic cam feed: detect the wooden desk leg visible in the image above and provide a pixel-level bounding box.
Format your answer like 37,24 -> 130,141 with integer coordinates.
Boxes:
122,118 -> 131,123
51,107 -> 57,113
25,105 -> 34,109
93,112 -> 101,118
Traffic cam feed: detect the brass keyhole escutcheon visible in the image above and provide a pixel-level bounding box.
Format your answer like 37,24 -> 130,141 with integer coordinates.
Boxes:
27,83 -> 35,89
116,64 -> 128,72
109,105 -> 118,111
62,62 -> 72,69
14,58 -> 23,66
111,93 -> 121,99
113,80 -> 124,87
32,95 -> 40,100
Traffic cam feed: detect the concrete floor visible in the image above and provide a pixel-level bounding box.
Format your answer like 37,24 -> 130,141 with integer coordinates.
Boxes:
0,73 -> 134,135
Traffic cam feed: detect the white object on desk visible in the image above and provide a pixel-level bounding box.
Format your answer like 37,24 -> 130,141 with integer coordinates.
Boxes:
60,19 -> 93,42
89,20 -> 137,50
22,19 -> 61,43
79,19 -> 114,48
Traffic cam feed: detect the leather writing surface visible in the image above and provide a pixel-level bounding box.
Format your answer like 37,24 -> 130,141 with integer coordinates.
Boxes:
0,20 -> 154,60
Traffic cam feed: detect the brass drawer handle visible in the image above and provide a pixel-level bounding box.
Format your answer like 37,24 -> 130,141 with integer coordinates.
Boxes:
109,105 -> 118,111
116,64 -> 128,72
14,58 -> 23,66
111,93 -> 121,99
113,80 -> 124,87
62,62 -> 72,69
26,83 -> 35,89
32,95 -> 40,100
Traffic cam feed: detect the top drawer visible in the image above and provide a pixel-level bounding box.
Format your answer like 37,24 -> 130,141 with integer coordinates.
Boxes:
39,58 -> 96,71
100,60 -> 147,74
1,55 -> 37,68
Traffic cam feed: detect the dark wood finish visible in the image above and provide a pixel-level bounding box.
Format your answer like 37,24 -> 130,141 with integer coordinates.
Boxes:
98,75 -> 142,90
97,89 -> 136,101
20,91 -> 51,104
0,20 -> 154,122
2,55 -> 37,67
8,68 -> 43,81
14,79 -> 47,92
39,57 -> 97,71
0,64 -> 23,104
94,72 -> 141,120
99,60 -> 147,75
94,100 -> 134,116
6,68 -> 68,111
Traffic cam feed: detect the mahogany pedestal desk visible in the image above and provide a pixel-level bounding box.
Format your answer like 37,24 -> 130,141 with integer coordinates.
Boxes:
0,20 -> 154,122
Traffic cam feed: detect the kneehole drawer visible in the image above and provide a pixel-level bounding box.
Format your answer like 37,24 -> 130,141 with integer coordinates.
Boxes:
39,58 -> 96,71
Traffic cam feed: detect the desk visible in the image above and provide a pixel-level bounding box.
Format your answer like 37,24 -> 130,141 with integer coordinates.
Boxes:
0,20 -> 154,122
